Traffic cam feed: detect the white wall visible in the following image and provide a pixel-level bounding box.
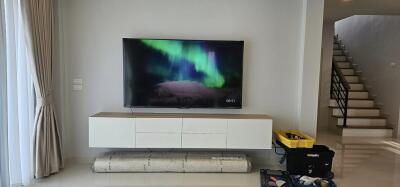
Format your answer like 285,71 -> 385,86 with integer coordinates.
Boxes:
57,0 -> 324,164
317,21 -> 334,131
298,0 -> 324,137
335,15 -> 400,136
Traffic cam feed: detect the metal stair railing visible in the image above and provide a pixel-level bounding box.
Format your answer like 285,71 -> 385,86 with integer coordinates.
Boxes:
330,40 -> 350,127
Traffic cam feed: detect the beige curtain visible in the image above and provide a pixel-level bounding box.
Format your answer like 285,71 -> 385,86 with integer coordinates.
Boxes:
21,0 -> 63,178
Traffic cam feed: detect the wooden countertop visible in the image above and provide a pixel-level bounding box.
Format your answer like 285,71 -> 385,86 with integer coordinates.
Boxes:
91,112 -> 272,119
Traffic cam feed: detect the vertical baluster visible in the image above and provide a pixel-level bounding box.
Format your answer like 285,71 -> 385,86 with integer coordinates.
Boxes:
330,62 -> 334,98
343,86 -> 349,127
331,61 -> 350,127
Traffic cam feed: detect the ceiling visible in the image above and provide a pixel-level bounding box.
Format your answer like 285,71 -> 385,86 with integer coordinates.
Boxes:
324,0 -> 400,21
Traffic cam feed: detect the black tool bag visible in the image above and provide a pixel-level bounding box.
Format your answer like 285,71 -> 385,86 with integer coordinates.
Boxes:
260,169 -> 294,187
285,145 -> 335,178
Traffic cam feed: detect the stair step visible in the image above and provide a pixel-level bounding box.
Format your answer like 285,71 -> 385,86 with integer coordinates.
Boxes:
333,108 -> 380,117
349,83 -> 364,91
349,91 -> 368,99
331,106 -> 379,109
344,125 -> 392,129
333,44 -> 340,49
331,91 -> 369,99
345,75 -> 359,83
337,62 -> 351,68
337,117 -> 387,126
341,127 -> 393,137
340,68 -> 355,75
332,93 -> 369,100
345,124 -> 388,128
347,116 -> 387,119
338,116 -> 387,126
333,50 -> 343,56
330,99 -> 374,108
334,56 -> 347,62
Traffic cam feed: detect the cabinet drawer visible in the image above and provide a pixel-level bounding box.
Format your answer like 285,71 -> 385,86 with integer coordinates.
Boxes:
227,119 -> 272,149
182,118 -> 227,133
182,133 -> 226,148
135,118 -> 182,133
89,117 -> 135,148
136,133 -> 181,148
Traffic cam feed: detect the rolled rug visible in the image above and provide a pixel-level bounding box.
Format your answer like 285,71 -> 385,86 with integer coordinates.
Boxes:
93,152 -> 251,173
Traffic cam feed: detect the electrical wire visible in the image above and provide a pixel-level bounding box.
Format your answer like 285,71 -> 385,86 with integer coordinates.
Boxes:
273,141 -> 286,156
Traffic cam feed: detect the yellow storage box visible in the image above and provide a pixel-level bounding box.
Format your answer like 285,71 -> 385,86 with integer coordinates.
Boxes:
274,130 -> 315,148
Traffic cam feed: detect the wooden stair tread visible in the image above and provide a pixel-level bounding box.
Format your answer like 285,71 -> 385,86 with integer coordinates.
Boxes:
341,98 -> 373,101
329,106 -> 379,109
333,114 -> 381,118
349,90 -> 368,92
335,116 -> 387,119
330,89 -> 368,92
337,125 -> 392,129
331,98 -> 373,100
330,98 -> 374,101
349,98 -> 373,101
332,90 -> 368,92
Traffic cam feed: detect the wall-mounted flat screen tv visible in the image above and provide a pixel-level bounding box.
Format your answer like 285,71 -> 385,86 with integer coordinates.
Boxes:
123,38 -> 244,108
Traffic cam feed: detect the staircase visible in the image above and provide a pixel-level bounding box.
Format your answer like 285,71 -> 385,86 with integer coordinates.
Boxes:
329,35 -> 393,137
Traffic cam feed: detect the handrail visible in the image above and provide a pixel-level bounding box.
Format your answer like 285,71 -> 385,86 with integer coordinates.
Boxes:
330,47 -> 350,127
332,62 -> 351,90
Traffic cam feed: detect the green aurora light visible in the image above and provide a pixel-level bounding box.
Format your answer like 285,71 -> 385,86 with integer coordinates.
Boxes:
141,39 -> 225,88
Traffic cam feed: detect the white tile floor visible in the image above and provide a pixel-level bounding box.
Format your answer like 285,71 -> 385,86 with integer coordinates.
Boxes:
25,131 -> 400,187
317,131 -> 400,187
27,165 -> 260,187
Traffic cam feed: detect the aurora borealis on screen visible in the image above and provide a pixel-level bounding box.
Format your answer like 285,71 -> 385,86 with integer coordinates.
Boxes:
123,38 -> 244,108
141,39 -> 225,88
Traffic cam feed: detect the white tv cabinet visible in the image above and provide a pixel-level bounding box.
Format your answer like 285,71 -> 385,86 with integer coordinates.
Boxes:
89,112 -> 273,149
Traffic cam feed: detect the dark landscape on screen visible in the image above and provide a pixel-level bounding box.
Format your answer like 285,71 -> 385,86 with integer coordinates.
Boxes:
123,38 -> 244,108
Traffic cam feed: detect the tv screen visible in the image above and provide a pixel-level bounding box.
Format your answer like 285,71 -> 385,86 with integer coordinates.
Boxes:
123,38 -> 244,108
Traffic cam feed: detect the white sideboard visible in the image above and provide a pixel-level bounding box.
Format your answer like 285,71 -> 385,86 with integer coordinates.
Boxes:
89,112 -> 273,149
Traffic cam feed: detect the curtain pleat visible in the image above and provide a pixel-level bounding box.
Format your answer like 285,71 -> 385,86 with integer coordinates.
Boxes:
21,0 -> 63,178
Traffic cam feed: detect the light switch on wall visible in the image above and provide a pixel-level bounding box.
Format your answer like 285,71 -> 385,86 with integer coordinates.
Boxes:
73,78 -> 83,84
72,84 -> 83,91
72,78 -> 83,91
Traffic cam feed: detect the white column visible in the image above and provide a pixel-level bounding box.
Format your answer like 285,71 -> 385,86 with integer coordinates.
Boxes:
297,0 -> 325,137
